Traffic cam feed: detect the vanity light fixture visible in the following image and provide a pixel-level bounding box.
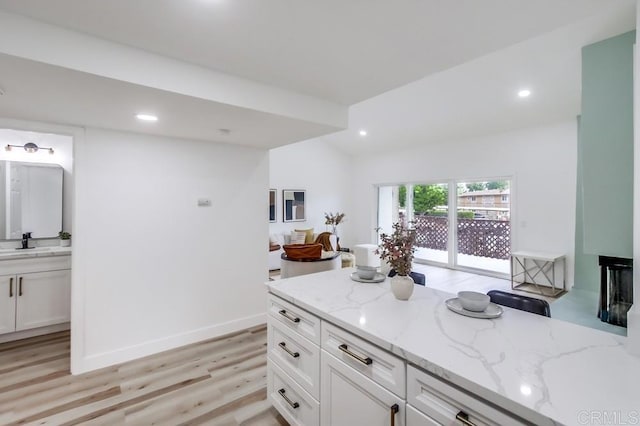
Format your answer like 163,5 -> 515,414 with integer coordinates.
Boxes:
136,113 -> 158,122
5,142 -> 54,154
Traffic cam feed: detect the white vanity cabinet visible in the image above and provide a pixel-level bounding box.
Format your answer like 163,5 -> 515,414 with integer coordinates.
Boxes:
0,255 -> 71,336
0,274 -> 17,334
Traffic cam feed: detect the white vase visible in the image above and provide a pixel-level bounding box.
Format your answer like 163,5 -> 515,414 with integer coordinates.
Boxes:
60,239 -> 71,247
390,274 -> 414,300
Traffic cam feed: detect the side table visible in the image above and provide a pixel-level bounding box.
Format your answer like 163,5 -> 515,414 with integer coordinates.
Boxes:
511,251 -> 566,297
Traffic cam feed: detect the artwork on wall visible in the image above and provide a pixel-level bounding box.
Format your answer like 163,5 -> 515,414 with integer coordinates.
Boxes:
283,189 -> 306,222
269,189 -> 277,223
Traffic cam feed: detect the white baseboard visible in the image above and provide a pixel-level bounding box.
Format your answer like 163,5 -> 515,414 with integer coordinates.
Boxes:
0,323 -> 70,344
72,313 -> 266,374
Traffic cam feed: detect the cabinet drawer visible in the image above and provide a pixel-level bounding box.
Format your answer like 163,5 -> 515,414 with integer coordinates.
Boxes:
321,321 -> 405,398
268,294 -> 320,345
406,405 -> 439,426
407,365 -> 526,426
268,358 -> 319,426
0,255 -> 71,275
267,316 -> 320,400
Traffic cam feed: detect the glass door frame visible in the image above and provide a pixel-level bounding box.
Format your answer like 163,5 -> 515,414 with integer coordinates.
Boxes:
375,176 -> 513,280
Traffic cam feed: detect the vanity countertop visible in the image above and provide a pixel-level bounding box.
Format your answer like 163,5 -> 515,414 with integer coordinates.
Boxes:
0,246 -> 72,260
267,268 -> 640,426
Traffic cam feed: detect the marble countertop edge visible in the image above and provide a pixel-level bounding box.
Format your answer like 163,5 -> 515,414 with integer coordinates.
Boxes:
266,269 -> 640,426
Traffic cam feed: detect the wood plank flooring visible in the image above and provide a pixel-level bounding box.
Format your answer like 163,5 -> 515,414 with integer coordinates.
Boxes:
0,326 -> 288,426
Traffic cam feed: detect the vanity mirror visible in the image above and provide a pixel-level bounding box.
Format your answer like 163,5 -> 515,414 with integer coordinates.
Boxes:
0,160 -> 63,240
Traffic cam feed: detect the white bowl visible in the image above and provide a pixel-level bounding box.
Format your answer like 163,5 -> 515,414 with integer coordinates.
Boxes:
457,291 -> 490,312
357,266 -> 377,280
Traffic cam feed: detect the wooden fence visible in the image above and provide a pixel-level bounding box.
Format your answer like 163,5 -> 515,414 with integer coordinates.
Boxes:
411,215 -> 511,260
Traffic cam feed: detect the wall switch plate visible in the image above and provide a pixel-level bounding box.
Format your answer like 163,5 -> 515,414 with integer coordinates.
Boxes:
197,198 -> 212,207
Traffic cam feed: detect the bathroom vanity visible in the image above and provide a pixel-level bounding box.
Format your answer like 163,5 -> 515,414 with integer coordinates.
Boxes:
0,247 -> 71,341
266,268 -> 640,426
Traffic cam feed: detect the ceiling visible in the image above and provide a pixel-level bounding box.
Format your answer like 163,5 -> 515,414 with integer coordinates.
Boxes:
0,0 -> 629,105
0,0 -> 635,150
0,53 -> 336,148
321,5 -> 636,155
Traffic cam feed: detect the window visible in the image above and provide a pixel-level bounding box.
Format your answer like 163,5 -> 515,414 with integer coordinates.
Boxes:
378,179 -> 512,276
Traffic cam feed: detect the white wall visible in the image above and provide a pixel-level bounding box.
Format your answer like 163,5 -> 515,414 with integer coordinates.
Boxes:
72,128 -> 268,373
269,139 -> 354,247
351,120 -> 578,286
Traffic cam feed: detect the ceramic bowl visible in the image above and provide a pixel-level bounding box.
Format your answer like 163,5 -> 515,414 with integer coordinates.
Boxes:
356,266 -> 377,280
457,291 -> 490,312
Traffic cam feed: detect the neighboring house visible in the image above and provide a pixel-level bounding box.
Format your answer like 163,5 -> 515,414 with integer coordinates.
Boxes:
457,189 -> 510,220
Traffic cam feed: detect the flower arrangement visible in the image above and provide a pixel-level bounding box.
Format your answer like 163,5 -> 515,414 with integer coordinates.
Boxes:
324,212 -> 345,234
376,221 -> 417,276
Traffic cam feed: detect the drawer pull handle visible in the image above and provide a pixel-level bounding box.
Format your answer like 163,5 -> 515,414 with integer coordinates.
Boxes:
278,309 -> 300,323
9,277 -> 13,298
390,403 -> 399,426
278,342 -> 300,358
338,344 -> 372,365
456,411 -> 476,426
278,388 -> 299,409
18,277 -> 23,296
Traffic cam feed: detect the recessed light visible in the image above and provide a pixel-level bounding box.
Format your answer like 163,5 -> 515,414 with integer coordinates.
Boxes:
136,113 -> 158,122
359,130 -> 367,136
518,89 -> 531,98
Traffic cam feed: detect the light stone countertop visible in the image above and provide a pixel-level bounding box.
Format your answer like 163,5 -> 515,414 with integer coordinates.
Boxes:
267,268 -> 640,426
0,246 -> 72,260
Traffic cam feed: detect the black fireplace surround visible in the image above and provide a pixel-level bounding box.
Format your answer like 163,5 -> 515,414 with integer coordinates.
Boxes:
598,256 -> 633,327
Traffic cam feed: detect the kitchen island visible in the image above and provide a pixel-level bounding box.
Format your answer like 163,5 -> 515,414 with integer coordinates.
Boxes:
266,268 -> 640,426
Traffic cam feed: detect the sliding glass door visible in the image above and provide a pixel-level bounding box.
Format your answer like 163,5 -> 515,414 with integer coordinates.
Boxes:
455,180 -> 511,274
377,178 -> 511,276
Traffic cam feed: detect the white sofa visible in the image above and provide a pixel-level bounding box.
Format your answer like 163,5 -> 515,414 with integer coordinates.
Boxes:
269,232 -> 337,271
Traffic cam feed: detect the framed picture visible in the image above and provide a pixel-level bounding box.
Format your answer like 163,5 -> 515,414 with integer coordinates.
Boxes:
283,189 -> 306,222
269,189 -> 277,223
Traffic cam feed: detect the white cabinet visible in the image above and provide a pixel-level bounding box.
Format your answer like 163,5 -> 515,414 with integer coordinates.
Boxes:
321,321 -> 405,398
267,294 -> 322,425
407,365 -> 526,426
321,351 -> 404,426
15,270 -> 71,331
406,405 -> 439,426
0,255 -> 71,336
0,274 -> 17,334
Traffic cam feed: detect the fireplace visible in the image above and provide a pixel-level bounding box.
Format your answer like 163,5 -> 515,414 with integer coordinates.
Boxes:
598,256 -> 633,327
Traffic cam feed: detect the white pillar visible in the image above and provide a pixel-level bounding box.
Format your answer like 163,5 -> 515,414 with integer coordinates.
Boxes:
627,0 -> 640,355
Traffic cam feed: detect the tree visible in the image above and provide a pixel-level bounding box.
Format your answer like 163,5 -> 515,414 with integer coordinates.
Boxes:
466,182 -> 486,192
397,184 -> 446,213
413,185 -> 447,213
486,181 -> 508,190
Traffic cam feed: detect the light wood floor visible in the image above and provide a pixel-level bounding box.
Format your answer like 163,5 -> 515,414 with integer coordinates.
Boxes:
0,326 -> 288,426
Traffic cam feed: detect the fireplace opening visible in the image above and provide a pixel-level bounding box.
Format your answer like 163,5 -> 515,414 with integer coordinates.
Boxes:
598,256 -> 633,327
